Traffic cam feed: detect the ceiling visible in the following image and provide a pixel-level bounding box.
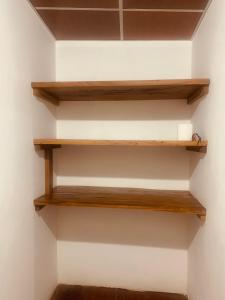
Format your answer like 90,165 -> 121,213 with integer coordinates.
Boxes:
30,0 -> 211,40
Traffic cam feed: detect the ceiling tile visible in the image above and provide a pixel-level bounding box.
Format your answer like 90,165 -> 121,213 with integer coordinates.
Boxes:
31,0 -> 119,8
123,11 -> 202,40
123,0 -> 209,10
37,10 -> 120,40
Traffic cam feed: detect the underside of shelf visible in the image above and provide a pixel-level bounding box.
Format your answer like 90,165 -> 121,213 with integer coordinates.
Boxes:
34,139 -> 208,153
32,79 -> 210,105
34,186 -> 206,220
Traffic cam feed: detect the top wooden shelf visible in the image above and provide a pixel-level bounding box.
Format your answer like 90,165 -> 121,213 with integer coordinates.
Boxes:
32,79 -> 210,106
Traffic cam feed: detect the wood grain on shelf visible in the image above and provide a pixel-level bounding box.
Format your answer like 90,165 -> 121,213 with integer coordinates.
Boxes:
34,185 -> 206,220
34,139 -> 208,148
32,79 -> 210,104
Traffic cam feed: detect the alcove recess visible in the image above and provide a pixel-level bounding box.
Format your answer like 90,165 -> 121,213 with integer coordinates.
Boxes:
33,79 -> 209,221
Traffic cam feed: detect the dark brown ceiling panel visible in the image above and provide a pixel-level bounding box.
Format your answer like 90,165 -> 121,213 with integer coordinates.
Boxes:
123,0 -> 209,10
37,10 -> 120,40
31,0 -> 118,8
124,11 -> 202,40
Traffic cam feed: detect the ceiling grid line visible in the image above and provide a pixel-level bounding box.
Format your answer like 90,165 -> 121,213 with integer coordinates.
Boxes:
123,9 -> 204,13
35,7 -> 204,13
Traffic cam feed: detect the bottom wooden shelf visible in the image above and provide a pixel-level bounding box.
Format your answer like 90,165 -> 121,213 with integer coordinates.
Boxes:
34,186 -> 206,220
51,284 -> 187,300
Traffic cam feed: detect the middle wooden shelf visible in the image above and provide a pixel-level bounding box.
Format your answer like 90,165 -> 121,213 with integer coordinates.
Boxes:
34,139 -> 208,152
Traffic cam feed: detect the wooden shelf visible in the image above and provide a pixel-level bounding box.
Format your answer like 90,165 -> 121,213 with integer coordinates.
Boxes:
51,284 -> 188,300
32,79 -> 210,105
34,186 -> 206,220
34,139 -> 207,152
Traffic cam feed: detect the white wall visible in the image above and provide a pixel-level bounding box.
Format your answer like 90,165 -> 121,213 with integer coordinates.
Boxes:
56,41 -> 192,81
56,41 -> 192,190
0,1 -> 57,300
189,1 -> 225,299
55,41 -> 193,294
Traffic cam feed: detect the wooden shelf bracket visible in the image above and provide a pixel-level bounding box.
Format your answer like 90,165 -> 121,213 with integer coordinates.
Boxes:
35,145 -> 61,212
44,147 -> 53,196
33,88 -> 60,106
187,86 -> 209,104
186,145 -> 207,153
35,204 -> 46,212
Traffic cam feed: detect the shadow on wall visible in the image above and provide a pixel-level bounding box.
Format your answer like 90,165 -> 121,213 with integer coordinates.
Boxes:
34,97 -> 57,121
37,207 -> 58,238
56,207 -> 199,250
55,146 -> 190,181
56,99 -> 192,121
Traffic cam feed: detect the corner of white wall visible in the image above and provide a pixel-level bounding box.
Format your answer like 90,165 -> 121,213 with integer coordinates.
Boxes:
189,1 -> 225,299
0,1 -> 57,300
